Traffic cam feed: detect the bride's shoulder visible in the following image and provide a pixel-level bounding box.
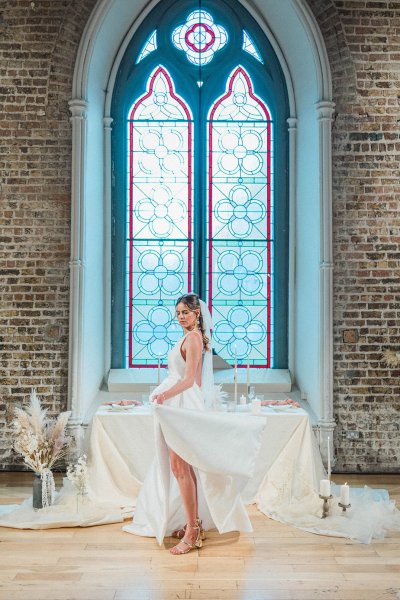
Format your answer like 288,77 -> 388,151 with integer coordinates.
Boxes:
183,330 -> 202,346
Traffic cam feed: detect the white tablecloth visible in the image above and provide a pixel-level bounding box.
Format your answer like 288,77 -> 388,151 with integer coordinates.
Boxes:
87,405 -> 325,511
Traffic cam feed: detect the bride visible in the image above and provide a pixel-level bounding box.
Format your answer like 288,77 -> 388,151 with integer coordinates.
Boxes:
123,293 -> 265,554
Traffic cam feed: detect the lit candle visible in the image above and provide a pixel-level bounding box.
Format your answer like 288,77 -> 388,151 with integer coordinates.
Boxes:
157,355 -> 161,385
340,482 -> 350,505
246,357 -> 250,394
320,479 -> 331,497
234,346 -> 238,403
327,436 -> 331,480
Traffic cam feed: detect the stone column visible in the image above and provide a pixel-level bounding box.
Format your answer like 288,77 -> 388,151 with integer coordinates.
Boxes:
316,100 -> 336,465
103,117 -> 113,377
287,117 -> 297,375
67,99 -> 87,434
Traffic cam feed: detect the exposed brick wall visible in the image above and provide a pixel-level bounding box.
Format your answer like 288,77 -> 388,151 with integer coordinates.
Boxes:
0,0 -> 97,469
0,0 -> 399,471
310,0 -> 400,471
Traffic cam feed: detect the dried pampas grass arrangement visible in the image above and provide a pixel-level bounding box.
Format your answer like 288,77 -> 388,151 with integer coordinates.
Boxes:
13,388 -> 73,474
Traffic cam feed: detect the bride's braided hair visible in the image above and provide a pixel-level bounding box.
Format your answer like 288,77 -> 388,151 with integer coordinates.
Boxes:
175,293 -> 210,352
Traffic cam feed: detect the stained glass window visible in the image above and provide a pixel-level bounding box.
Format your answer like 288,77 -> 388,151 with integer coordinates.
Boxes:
206,67 -> 273,367
136,30 -> 157,64
126,66 -> 193,367
172,10 -> 227,65
112,0 -> 289,371
242,31 -> 263,64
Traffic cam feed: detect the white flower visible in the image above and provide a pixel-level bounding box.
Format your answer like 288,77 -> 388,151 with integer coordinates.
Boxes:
67,455 -> 88,495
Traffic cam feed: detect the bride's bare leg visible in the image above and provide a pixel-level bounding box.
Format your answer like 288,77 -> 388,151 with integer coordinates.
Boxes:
169,449 -> 199,552
171,465 -> 198,539
189,465 -> 198,508
169,449 -> 197,524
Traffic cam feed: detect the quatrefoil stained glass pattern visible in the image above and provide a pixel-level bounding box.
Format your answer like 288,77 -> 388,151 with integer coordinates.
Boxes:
132,305 -> 181,359
213,306 -> 267,360
207,67 -> 273,367
172,10 -> 228,65
127,66 -> 193,366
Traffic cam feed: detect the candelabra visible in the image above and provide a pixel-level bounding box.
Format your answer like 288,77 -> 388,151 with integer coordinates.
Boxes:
319,493 -> 333,519
338,501 -> 351,514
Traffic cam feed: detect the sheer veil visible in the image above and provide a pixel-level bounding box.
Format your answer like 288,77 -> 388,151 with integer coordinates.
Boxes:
199,299 -> 214,409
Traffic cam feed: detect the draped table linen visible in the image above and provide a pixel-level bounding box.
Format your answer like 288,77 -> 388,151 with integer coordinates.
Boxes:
1,405 -> 399,542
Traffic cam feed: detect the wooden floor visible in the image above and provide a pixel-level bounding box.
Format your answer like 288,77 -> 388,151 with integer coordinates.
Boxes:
0,473 -> 399,600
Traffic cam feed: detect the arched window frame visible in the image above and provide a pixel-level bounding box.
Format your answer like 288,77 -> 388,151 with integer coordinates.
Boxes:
111,0 -> 289,370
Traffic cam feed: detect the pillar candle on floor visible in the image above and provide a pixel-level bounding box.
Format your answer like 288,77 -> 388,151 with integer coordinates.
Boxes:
340,482 -> 350,505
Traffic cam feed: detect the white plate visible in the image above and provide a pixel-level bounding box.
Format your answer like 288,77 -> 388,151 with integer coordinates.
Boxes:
107,403 -> 139,411
271,404 -> 298,412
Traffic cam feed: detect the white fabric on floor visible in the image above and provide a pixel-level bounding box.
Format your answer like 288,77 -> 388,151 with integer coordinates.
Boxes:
0,479 -> 123,529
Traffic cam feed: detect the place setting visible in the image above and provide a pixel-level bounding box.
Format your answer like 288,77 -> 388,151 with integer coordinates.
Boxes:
102,400 -> 143,412
220,350 -> 303,415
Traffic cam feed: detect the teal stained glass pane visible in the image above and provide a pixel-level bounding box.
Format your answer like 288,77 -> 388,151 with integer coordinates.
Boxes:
126,66 -> 194,367
206,66 -> 274,367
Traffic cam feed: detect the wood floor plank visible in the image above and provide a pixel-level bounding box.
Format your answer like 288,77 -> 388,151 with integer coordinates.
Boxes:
0,588 -> 115,600
0,472 -> 399,599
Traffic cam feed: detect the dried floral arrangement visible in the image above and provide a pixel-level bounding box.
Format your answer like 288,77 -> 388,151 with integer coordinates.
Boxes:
13,388 -> 72,475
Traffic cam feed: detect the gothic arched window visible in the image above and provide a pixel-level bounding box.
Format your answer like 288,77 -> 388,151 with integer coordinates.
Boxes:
111,0 -> 289,371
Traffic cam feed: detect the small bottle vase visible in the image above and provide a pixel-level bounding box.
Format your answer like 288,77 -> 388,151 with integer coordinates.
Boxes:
32,473 -> 43,510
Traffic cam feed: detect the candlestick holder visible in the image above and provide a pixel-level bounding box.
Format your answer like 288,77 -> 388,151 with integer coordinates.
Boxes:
319,494 -> 333,518
338,501 -> 351,514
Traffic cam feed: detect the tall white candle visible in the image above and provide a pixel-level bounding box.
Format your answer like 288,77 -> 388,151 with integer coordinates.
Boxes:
340,482 -> 350,505
327,436 -> 331,480
246,357 -> 250,392
157,355 -> 161,385
234,346 -> 238,403
320,479 -> 330,497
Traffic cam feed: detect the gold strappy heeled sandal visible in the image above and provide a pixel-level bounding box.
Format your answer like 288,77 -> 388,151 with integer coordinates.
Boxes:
171,522 -> 206,540
170,519 -> 204,555
171,525 -> 186,539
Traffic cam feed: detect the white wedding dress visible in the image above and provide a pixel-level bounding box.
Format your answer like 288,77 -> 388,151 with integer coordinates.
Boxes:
123,333 -> 266,544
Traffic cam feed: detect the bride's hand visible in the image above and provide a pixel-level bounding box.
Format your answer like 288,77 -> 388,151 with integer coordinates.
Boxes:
152,393 -> 166,405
